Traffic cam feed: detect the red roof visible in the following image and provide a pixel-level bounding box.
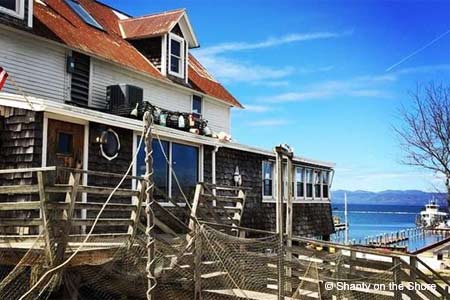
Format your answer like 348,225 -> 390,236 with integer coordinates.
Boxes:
120,9 -> 185,40
30,0 -> 242,108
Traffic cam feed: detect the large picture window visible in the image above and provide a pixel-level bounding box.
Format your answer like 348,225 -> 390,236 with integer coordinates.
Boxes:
171,143 -> 198,201
262,161 -> 274,198
136,138 -> 198,203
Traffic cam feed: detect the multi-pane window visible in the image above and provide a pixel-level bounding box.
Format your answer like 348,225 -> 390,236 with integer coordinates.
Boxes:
169,33 -> 184,78
192,95 -> 202,116
322,171 -> 330,198
314,170 -> 322,198
305,168 -> 313,198
137,139 -> 198,202
295,167 -> 304,198
262,161 -> 274,197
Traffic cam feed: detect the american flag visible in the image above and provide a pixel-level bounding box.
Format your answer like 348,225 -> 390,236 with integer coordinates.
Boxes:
0,67 -> 8,91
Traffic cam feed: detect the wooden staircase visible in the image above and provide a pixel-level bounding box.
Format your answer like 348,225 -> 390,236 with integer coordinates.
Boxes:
189,183 -> 247,236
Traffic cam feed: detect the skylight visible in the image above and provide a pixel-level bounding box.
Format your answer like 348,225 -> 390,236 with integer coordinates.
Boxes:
65,0 -> 103,30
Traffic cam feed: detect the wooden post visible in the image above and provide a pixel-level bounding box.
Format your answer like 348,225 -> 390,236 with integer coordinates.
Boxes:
144,111 -> 156,300
392,257 -> 401,300
285,155 -> 293,293
55,171 -> 81,264
194,226 -> 203,300
37,171 -> 53,266
275,147 -> 285,300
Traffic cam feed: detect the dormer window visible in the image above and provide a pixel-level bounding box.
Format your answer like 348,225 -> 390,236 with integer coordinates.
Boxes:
169,33 -> 185,78
0,0 -> 24,19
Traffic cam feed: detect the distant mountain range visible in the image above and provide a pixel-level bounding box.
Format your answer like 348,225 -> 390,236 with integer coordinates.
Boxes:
331,190 -> 448,207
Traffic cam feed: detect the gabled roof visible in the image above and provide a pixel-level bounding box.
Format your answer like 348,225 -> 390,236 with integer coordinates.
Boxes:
120,9 -> 184,39
28,0 -> 241,107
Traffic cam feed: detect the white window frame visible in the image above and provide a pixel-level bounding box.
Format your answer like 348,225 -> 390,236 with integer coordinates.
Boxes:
0,0 -> 25,19
191,95 -> 203,116
294,166 -> 306,201
133,132 -> 201,206
168,32 -> 185,79
262,160 -> 276,201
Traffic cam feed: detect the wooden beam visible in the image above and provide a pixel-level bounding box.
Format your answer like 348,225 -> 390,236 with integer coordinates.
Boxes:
0,185 -> 39,194
0,201 -> 41,210
0,166 -> 56,174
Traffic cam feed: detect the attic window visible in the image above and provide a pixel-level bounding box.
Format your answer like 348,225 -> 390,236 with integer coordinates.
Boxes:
65,0 -> 104,30
169,33 -> 185,78
0,0 -> 24,19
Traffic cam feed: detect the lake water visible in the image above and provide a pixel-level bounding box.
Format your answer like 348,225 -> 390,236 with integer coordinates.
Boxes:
331,204 -> 448,252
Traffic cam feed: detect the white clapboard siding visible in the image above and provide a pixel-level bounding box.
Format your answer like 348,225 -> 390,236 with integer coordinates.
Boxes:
91,59 -> 191,112
91,59 -> 231,133
0,29 -> 69,102
204,98 -> 231,134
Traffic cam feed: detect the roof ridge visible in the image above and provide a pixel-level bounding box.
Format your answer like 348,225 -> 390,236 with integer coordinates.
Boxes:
120,8 -> 185,22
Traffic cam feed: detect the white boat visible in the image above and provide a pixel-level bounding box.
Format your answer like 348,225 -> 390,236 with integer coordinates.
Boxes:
416,200 -> 449,228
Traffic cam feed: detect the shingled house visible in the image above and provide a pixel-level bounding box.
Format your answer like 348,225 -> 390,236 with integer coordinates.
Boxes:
0,0 -> 335,238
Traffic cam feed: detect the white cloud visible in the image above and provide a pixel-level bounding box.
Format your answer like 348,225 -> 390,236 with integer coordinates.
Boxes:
242,105 -> 272,113
196,31 -> 353,56
247,119 -> 293,126
192,30 -> 351,84
197,55 -> 295,84
259,64 -> 450,103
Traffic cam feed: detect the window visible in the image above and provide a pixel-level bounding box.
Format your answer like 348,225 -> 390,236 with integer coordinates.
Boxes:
295,167 -> 305,198
314,170 -> 321,198
192,95 -> 202,116
136,138 -> 198,203
262,161 -> 274,198
322,171 -> 330,198
305,168 -> 313,198
57,132 -> 73,155
171,143 -> 198,201
169,33 -> 185,78
69,52 -> 90,107
65,0 -> 103,30
0,0 -> 23,18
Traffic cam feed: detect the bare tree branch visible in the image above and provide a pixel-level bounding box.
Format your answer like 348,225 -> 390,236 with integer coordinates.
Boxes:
394,82 -> 450,209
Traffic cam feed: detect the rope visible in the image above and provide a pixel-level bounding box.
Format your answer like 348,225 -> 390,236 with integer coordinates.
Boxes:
5,74 -> 35,111
18,125 -> 146,300
143,111 -> 157,300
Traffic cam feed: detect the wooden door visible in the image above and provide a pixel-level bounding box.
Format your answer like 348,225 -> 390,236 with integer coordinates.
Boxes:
47,119 -> 84,183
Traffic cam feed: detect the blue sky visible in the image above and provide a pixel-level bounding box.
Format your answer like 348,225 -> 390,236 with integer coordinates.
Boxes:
104,0 -> 450,192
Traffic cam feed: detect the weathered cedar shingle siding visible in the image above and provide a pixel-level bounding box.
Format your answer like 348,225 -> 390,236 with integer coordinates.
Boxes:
204,146 -> 335,237
0,105 -> 43,200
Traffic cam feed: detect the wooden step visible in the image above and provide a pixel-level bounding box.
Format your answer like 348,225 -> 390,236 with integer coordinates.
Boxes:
201,194 -> 243,204
201,271 -> 228,279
